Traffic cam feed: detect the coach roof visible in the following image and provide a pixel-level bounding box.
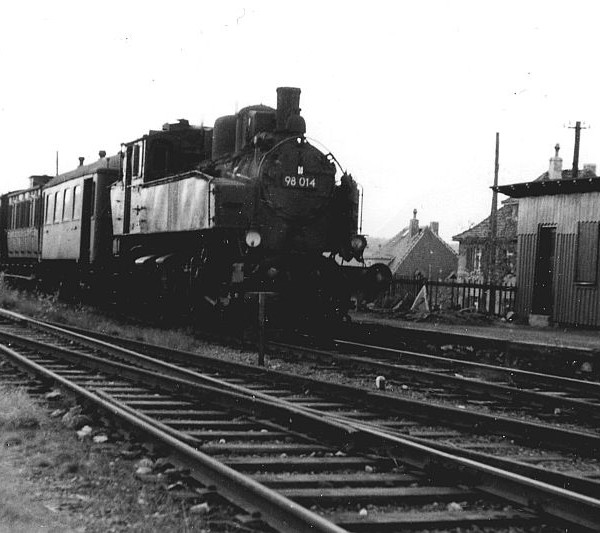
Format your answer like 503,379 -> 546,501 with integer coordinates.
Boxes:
44,154 -> 120,189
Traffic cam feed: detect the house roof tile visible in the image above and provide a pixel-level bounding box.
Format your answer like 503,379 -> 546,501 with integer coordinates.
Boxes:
452,201 -> 518,242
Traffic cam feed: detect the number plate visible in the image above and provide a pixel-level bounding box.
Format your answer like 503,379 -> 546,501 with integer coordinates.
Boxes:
283,176 -> 317,189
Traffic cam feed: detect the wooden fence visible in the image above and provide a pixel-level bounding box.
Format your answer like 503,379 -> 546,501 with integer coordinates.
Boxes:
381,277 -> 516,317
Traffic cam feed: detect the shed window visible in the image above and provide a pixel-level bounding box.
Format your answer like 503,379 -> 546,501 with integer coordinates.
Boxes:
575,221 -> 599,284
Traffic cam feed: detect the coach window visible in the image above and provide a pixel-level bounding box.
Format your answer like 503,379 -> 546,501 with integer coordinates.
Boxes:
91,181 -> 96,217
23,200 -> 30,227
33,197 -> 40,226
72,185 -> 82,220
63,188 -> 72,221
54,191 -> 63,223
45,195 -> 51,224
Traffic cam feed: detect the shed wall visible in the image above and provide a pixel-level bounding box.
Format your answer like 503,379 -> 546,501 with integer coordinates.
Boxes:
516,192 -> 600,326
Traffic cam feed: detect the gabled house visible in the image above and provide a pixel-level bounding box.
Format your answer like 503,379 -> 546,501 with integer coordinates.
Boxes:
365,210 -> 457,280
452,198 -> 518,284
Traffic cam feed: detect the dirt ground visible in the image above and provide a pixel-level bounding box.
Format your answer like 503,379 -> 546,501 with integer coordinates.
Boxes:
0,389 -> 243,533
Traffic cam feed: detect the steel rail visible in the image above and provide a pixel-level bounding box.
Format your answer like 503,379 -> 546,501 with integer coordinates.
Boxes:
0,342 -> 347,533
3,310 -> 600,525
12,315 -> 600,495
29,319 -> 600,494
272,339 -> 600,418
334,338 -> 600,398
340,320 -> 598,368
0,333 -> 357,444
4,317 -> 600,457
2,338 -> 600,531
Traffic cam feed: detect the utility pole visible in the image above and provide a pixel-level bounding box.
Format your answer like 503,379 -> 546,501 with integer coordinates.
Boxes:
568,121 -> 588,179
487,132 -> 500,313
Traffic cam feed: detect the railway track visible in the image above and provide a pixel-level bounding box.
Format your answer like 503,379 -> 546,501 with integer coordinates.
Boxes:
276,337 -> 600,423
3,311 -> 600,491
1,314 -> 600,530
339,319 -> 598,379
0,310 -> 600,525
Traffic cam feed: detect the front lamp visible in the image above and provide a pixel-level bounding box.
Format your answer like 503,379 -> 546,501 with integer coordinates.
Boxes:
350,235 -> 367,256
245,229 -> 262,248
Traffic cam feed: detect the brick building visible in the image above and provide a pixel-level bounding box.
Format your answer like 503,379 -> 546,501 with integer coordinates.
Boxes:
365,210 -> 457,280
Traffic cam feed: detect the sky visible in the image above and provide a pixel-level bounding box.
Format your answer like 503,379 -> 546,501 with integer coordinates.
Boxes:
1,1 -> 599,243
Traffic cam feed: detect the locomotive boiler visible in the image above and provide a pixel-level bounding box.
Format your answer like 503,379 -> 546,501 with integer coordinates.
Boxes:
110,87 -> 390,321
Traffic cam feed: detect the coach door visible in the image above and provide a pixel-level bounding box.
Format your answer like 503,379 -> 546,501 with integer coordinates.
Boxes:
79,178 -> 94,264
532,225 -> 556,315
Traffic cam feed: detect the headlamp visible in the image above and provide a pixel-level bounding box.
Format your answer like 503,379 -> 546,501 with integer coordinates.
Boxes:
350,235 -> 367,253
245,230 -> 262,248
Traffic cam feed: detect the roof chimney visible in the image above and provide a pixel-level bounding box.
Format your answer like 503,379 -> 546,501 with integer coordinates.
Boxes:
548,143 -> 562,180
583,163 -> 597,176
430,221 -> 439,235
409,209 -> 419,237
78,157 -> 85,167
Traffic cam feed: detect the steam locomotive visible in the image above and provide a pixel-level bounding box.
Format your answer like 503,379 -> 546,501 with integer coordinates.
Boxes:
0,87 -> 390,323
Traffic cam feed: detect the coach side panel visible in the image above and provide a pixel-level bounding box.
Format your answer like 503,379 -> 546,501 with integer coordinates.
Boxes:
41,177 -> 86,260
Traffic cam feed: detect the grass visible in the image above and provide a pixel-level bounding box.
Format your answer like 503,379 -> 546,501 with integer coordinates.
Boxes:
0,280 -> 207,355
0,386 -> 47,430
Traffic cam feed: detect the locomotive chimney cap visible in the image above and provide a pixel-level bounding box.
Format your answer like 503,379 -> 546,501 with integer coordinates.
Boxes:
78,157 -> 85,166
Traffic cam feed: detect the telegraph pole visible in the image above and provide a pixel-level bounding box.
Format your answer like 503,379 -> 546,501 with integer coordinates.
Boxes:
487,132 -> 500,313
568,121 -> 588,179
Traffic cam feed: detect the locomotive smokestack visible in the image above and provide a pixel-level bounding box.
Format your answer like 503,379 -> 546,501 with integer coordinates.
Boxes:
99,150 -> 106,159
78,157 -> 85,167
276,87 -> 303,132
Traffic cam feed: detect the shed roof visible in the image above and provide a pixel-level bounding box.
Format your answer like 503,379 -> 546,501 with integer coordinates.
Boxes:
496,174 -> 600,198
496,166 -> 598,199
